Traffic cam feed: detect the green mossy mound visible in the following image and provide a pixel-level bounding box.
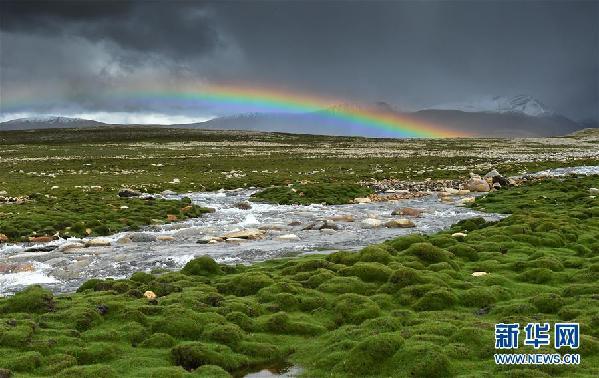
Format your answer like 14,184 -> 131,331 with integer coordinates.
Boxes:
0,176 -> 598,376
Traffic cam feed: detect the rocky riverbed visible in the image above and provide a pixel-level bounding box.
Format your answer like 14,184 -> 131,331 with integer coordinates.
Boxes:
1,165 -> 597,295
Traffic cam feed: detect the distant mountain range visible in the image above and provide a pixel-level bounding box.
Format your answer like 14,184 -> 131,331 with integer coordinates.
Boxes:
1,95 -> 593,137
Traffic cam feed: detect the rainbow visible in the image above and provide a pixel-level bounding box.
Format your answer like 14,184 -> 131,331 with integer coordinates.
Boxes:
2,84 -> 470,138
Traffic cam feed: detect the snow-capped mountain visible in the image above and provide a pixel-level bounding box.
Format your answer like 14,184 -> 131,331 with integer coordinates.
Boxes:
430,95 -> 552,117
0,116 -> 105,130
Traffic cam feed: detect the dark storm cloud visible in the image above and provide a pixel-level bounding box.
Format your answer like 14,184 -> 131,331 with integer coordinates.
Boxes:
1,0 -> 597,120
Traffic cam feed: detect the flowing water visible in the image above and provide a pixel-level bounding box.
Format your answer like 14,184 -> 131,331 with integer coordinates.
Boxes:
1,165 -> 597,295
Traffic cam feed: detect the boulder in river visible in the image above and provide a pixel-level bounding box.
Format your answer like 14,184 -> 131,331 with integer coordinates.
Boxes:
467,178 -> 490,192
0,234 -> 7,243
118,188 -> 142,198
57,242 -> 86,252
157,235 -> 175,242
234,201 -> 252,210
277,234 -> 300,241
0,263 -> 34,273
391,207 -> 423,217
86,237 -> 112,247
303,220 -> 339,231
221,228 -> 265,240
354,197 -> 372,204
29,236 -> 54,243
127,233 -> 157,243
384,219 -> 416,228
328,214 -> 355,222
361,218 -> 383,229
483,169 -> 501,179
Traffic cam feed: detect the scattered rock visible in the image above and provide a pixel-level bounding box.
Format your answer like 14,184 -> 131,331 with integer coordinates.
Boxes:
204,207 -> 217,213
0,263 -> 34,273
492,175 -> 511,188
181,205 -> 193,212
476,306 -> 490,316
361,218 -> 383,229
384,219 -> 416,228
288,221 -> 302,226
483,169 -> 501,179
161,190 -> 177,196
144,291 -> 157,300
96,304 -> 109,315
167,214 -> 178,222
86,237 -> 112,247
452,232 -> 467,238
327,214 -> 355,222
492,182 -> 501,190
467,178 -> 490,192
471,271 -> 488,277
354,197 -> 371,204
127,233 -> 157,243
0,234 -> 8,243
157,235 -> 175,241
225,237 -> 247,243
303,220 -> 339,231
116,236 -> 132,244
28,236 -> 54,243
234,201 -> 252,210
258,223 -> 287,231
276,234 -> 300,241
221,228 -> 265,240
590,188 -> 599,195
118,188 -> 142,198
443,188 -> 460,195
457,197 -> 476,206
391,207 -> 423,217
25,245 -> 58,253
57,242 -> 86,252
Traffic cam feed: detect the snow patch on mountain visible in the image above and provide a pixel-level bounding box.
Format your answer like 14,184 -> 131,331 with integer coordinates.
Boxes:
430,95 -> 552,117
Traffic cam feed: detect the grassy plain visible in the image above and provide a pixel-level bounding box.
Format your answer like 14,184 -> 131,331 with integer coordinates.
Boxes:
0,175 -> 597,377
1,127 -> 598,241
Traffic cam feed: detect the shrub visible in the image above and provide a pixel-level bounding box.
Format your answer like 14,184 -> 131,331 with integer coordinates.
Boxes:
530,293 -> 565,313
1,285 -> 55,313
413,289 -> 457,311
182,256 -> 222,276
139,333 -> 177,348
405,243 -> 452,264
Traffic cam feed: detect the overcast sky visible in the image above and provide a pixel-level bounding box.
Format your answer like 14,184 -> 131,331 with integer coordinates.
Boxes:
1,0 -> 597,123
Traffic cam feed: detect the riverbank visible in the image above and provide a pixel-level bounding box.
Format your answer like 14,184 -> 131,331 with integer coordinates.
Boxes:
0,175 -> 597,377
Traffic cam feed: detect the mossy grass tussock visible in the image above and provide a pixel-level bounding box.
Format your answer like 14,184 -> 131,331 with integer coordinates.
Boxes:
0,175 -> 597,376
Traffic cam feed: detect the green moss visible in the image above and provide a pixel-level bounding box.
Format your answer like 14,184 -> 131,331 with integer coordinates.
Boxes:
55,364 -> 118,378
388,234 -> 428,252
358,245 -> 392,264
251,183 -> 372,205
218,273 -> 274,296
413,289 -> 457,311
530,293 -> 565,313
191,365 -> 231,377
1,285 -> 55,313
170,342 -> 248,371
334,294 -> 381,325
139,333 -> 177,348
404,242 -> 452,264
182,256 -> 222,276
3,351 -> 42,372
460,287 -> 498,307
518,268 -> 553,284
388,267 -> 426,288
391,342 -> 452,377
202,323 -> 244,346
342,262 -> 393,282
